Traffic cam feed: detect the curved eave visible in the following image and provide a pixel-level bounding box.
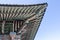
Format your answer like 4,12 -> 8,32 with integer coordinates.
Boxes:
0,3 -> 47,20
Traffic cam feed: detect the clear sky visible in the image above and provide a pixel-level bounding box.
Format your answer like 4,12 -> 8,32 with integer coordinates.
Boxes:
0,0 -> 60,40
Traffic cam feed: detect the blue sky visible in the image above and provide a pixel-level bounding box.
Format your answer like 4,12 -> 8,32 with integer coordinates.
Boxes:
0,0 -> 60,40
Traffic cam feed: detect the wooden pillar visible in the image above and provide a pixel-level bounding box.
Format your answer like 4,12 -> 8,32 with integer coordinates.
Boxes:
2,21 -> 5,34
13,21 -> 14,32
18,21 -> 19,28
15,21 -> 17,32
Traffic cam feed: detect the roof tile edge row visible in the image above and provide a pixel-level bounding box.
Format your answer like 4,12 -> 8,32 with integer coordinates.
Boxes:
0,3 -> 48,7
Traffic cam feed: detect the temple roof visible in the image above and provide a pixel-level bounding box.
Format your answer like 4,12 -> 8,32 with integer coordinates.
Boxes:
0,3 -> 47,40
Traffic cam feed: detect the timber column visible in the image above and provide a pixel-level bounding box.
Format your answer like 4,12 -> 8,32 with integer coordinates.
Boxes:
2,21 -> 5,34
13,21 -> 14,32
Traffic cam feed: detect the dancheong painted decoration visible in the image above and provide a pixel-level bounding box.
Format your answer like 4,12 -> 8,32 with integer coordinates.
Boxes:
0,3 -> 47,40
